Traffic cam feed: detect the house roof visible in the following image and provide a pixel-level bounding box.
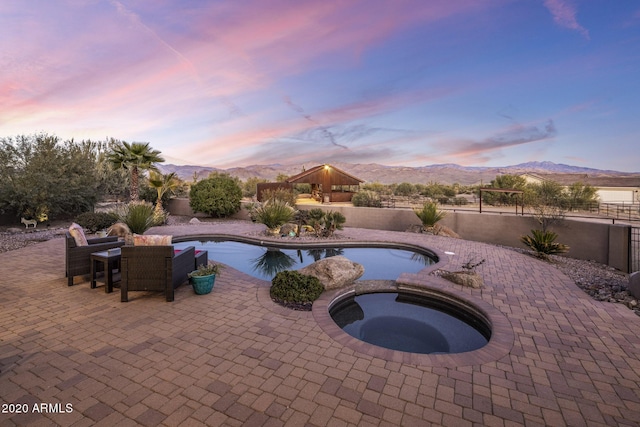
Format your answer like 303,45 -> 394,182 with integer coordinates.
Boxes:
521,173 -> 640,188
286,164 -> 364,185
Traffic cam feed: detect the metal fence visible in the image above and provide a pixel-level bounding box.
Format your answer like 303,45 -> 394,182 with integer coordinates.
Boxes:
590,203 -> 640,222
632,226 -> 640,273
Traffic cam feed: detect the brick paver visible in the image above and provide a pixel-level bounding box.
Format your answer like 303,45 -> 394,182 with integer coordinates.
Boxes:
1,220 -> 639,426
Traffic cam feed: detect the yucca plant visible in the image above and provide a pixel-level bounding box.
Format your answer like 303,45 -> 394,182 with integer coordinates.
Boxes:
116,201 -> 156,234
253,199 -> 296,230
521,229 -> 569,260
414,201 -> 446,227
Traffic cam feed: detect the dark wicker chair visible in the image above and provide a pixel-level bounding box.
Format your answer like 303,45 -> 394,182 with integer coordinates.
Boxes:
65,232 -> 125,286
120,246 -> 196,302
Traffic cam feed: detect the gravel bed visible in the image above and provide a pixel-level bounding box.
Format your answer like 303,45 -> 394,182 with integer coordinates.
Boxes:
1,224 -> 636,316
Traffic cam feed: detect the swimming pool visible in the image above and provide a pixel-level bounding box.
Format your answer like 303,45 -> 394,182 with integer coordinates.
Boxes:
173,239 -> 436,280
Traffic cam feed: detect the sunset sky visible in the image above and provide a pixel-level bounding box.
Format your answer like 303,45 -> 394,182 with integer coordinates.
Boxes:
1,1 -> 639,171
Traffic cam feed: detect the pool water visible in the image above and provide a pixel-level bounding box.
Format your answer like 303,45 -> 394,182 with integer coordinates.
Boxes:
330,292 -> 490,354
173,240 -> 435,280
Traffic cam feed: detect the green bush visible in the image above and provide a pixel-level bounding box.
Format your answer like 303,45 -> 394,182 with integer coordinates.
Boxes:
252,200 -> 296,230
414,201 -> 446,227
307,209 -> 346,237
351,190 -> 382,207
521,229 -> 569,260
260,187 -> 297,206
189,173 -> 242,217
270,270 -> 324,310
74,212 -> 119,233
116,201 -> 156,234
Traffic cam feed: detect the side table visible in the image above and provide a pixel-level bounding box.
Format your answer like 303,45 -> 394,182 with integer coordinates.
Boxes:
91,248 -> 122,293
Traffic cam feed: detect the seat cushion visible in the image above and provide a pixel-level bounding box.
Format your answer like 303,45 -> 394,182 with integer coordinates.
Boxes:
133,234 -> 173,246
69,223 -> 88,246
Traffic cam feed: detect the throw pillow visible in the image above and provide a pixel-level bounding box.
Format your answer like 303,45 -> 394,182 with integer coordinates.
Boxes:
69,223 -> 88,246
133,234 -> 172,246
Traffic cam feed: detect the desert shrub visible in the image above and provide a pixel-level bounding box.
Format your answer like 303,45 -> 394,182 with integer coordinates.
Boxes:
351,190 -> 382,207
189,173 -> 242,217
252,200 -> 296,230
308,209 -> 346,237
116,201 -> 156,234
260,187 -> 297,206
520,229 -> 569,260
394,182 -> 416,197
414,201 -> 446,227
270,270 -> 324,310
74,212 -> 119,233
453,197 -> 468,206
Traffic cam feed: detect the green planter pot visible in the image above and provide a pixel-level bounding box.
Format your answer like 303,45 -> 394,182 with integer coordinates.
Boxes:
190,274 -> 216,295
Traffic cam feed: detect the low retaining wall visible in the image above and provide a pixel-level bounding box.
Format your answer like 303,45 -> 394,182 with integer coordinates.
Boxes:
295,203 -> 631,273
167,198 -> 631,272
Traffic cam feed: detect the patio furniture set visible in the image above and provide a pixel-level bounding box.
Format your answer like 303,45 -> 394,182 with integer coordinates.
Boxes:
64,226 -> 207,302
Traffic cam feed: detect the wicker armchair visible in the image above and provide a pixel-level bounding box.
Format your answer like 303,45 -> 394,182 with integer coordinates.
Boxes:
120,246 -> 195,302
65,232 -> 125,286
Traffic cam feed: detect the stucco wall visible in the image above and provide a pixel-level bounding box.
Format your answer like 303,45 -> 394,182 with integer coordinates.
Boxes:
295,203 -> 630,272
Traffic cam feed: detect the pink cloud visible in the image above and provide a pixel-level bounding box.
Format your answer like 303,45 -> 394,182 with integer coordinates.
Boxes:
543,0 -> 590,39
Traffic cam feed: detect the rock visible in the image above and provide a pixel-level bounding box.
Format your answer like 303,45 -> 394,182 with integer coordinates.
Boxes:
189,217 -> 201,224
279,223 -> 298,236
298,256 -> 364,290
431,225 -> 460,238
440,271 -> 483,288
628,271 -> 640,299
406,224 -> 424,233
6,227 -> 23,234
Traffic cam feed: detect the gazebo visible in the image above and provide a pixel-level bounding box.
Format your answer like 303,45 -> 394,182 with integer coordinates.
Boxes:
286,164 -> 364,203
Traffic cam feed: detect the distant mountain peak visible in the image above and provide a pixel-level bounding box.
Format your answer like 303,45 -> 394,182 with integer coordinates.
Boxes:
157,161 -> 635,185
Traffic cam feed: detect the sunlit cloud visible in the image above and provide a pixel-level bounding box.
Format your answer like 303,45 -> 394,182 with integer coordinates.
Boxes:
543,0 -> 590,39
0,1 -> 637,171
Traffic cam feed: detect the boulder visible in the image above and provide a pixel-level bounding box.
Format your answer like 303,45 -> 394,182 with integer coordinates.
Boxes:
6,227 -> 23,234
629,271 -> 640,299
298,255 -> 364,290
189,217 -> 201,224
440,271 -> 483,288
279,223 -> 298,236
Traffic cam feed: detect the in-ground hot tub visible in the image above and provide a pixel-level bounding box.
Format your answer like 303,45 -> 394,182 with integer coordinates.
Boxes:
329,290 -> 491,355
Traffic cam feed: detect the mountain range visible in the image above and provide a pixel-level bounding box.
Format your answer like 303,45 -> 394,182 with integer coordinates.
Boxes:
156,161 -> 638,186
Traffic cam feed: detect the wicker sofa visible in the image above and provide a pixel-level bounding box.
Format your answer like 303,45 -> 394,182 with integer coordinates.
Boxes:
120,246 -> 196,302
65,232 -> 125,286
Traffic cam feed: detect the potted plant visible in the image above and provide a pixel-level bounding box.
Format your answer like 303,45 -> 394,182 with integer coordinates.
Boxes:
188,263 -> 223,295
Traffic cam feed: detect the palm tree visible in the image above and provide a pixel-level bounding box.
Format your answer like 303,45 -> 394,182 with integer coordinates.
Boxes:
148,171 -> 179,212
107,142 -> 164,201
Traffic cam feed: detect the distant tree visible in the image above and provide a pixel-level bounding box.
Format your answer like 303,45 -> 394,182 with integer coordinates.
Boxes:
242,177 -> 268,198
394,182 -> 416,197
275,173 -> 289,182
483,174 -> 527,205
525,181 -> 567,232
0,133 -> 99,220
95,139 -> 129,201
189,172 -> 242,217
566,182 -> 598,209
361,182 -> 388,194
107,141 -> 164,201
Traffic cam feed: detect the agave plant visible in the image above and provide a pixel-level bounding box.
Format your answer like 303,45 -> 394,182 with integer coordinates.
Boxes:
520,229 -> 569,260
115,201 -> 156,234
252,199 -> 296,230
414,201 -> 446,228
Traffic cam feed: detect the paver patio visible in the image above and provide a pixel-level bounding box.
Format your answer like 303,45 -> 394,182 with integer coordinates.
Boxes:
1,220 -> 640,426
